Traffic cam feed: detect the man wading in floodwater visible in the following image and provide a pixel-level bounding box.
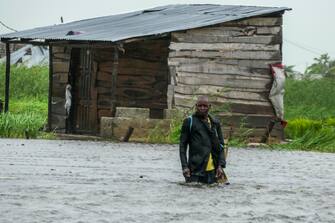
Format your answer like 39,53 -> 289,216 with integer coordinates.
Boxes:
179,96 -> 226,184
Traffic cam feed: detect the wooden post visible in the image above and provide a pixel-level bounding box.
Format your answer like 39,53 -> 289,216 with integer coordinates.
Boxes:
260,119 -> 276,143
4,42 -> 10,112
122,126 -> 134,142
47,44 -> 53,131
111,46 -> 119,116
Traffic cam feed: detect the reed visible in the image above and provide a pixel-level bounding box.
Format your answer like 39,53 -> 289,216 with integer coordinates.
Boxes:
0,112 -> 46,138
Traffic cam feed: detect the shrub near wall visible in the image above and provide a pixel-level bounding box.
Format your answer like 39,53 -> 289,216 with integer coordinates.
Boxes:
0,65 -> 49,100
0,112 -> 46,138
281,78 -> 335,152
284,78 -> 335,120
283,126 -> 335,152
286,117 -> 335,135
0,65 -> 49,139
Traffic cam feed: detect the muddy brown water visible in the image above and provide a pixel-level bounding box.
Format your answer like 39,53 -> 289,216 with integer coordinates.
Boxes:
0,139 -> 334,223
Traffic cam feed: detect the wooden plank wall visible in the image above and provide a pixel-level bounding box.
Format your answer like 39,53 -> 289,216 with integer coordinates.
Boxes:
51,46 -> 116,133
50,39 -> 169,133
96,38 -> 169,121
94,47 -> 115,122
51,46 -> 71,132
117,38 -> 169,112
168,15 -> 284,138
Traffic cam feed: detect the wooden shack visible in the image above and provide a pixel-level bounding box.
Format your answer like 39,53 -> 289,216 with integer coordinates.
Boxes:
1,4 -> 290,139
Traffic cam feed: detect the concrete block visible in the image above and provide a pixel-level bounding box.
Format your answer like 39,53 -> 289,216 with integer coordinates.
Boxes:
164,109 -> 179,119
100,116 -> 171,142
100,116 -> 115,138
115,107 -> 149,119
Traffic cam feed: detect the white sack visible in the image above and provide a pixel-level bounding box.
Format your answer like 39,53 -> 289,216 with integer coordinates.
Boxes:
269,64 -> 285,120
65,84 -> 72,117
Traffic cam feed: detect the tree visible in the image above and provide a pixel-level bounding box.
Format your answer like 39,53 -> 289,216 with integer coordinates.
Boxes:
285,65 -> 302,79
305,53 -> 335,78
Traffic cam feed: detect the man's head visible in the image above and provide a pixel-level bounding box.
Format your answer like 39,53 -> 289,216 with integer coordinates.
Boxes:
195,95 -> 211,117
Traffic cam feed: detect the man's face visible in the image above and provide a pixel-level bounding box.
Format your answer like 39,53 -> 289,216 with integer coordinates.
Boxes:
196,99 -> 210,116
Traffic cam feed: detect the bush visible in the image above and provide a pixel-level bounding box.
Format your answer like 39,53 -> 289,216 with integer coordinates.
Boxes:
285,78 -> 335,120
285,118 -> 323,139
0,112 -> 46,138
10,99 -> 48,117
0,65 -> 50,139
278,118 -> 335,153
282,78 -> 335,152
0,64 -> 49,100
282,127 -> 335,153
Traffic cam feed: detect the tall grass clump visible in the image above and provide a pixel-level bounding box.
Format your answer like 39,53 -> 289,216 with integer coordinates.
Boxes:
146,109 -> 189,144
0,112 -> 46,138
285,118 -> 335,139
280,118 -> 335,152
0,64 -> 49,100
282,127 -> 335,153
10,99 -> 48,117
282,78 -> 335,152
0,64 -> 50,138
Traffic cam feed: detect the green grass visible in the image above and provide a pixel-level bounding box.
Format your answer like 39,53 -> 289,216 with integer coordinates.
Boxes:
0,65 -> 49,100
146,110 -> 188,144
0,112 -> 46,138
10,99 -> 48,116
0,65 -> 51,139
284,118 -> 335,139
277,118 -> 335,153
284,78 -> 335,120
279,127 -> 335,153
278,78 -> 335,153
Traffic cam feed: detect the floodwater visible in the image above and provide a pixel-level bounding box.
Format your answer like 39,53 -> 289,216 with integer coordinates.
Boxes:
0,139 -> 334,223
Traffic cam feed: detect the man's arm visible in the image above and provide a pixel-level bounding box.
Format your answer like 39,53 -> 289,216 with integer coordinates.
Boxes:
216,121 -> 226,168
179,118 -> 190,171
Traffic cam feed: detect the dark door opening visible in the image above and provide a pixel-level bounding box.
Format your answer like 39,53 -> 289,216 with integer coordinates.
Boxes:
69,48 -> 97,135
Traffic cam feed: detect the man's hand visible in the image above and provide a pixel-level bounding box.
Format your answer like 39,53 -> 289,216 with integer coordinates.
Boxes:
182,168 -> 191,178
216,166 -> 223,178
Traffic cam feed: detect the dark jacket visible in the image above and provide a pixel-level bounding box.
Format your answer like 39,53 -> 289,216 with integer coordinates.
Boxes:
179,113 -> 225,176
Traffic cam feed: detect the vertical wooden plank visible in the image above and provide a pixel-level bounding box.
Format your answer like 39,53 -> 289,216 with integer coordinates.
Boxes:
111,46 -> 119,116
48,44 -> 53,131
66,47 -> 74,134
167,65 -> 177,109
90,55 -> 98,133
4,42 -> 10,112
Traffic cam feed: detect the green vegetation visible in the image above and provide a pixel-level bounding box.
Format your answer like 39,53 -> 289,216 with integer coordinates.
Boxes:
0,65 -> 49,100
279,53 -> 335,153
0,112 -> 46,138
226,122 -> 252,148
285,118 -> 335,139
280,118 -> 335,153
284,78 -> 335,120
284,128 -> 335,153
0,64 -> 52,139
146,110 -> 189,144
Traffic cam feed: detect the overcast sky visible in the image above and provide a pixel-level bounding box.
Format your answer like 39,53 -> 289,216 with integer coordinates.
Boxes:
1,0 -> 334,72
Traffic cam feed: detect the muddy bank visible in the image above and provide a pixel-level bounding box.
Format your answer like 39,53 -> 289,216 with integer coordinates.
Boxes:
0,139 -> 334,222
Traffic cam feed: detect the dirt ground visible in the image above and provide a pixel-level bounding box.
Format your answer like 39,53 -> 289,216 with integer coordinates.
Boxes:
0,139 -> 334,223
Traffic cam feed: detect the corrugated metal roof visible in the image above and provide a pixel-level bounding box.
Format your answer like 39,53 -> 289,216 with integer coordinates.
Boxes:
0,4 -> 290,43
